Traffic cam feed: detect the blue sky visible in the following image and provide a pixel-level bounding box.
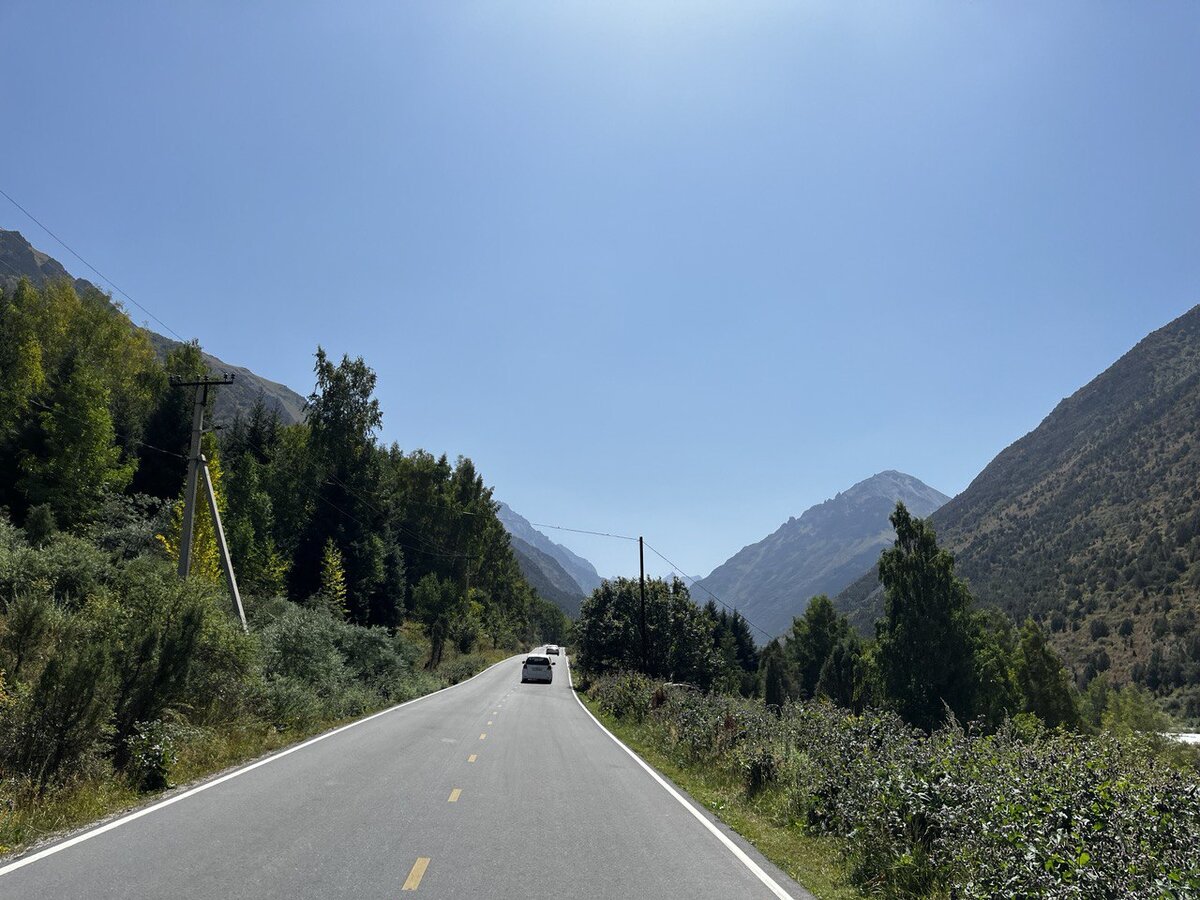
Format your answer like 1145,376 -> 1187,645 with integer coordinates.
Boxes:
3,2 -> 1198,580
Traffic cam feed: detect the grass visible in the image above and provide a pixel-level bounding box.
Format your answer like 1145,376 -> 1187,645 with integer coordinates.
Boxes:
579,691 -> 860,900
0,638 -> 517,859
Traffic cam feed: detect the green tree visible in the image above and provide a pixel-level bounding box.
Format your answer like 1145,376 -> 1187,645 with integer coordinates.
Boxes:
291,348 -> 386,622
876,502 -> 979,731
971,609 -> 1021,730
18,361 -> 135,525
317,538 -> 349,618
575,577 -> 718,686
786,595 -> 853,699
1014,617 -> 1079,728
762,642 -> 789,710
1102,683 -> 1172,734
412,574 -> 464,668
815,633 -> 866,711
130,341 -> 207,500
1,278 -> 157,524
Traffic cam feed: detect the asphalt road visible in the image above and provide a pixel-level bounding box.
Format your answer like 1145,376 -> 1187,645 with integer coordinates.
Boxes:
0,651 -> 813,899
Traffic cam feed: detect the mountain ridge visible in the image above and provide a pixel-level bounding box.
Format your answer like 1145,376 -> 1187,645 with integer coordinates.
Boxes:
837,305 -> 1200,701
496,502 -> 602,595
695,470 -> 949,639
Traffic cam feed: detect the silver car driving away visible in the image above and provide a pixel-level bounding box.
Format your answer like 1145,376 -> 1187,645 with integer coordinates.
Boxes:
521,655 -> 553,684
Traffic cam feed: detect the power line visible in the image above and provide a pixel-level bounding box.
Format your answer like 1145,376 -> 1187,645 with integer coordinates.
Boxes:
530,522 -> 638,542
0,187 -> 188,343
642,539 -> 775,641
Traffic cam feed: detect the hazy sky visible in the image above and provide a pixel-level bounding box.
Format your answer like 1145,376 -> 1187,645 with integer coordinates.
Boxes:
3,2 -> 1198,580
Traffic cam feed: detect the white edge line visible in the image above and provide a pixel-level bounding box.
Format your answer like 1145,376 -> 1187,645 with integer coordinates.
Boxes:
0,653 -> 519,878
566,660 -> 796,900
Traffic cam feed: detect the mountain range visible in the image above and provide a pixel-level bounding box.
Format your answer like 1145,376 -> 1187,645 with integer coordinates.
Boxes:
11,226 -> 1198,696
693,471 -> 949,639
496,503 -> 603,616
838,305 -> 1200,696
0,229 -> 306,425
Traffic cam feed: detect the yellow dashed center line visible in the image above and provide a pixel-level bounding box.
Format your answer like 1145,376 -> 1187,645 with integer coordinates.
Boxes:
402,857 -> 430,891
448,788 -> 462,803
467,754 -> 477,763
479,733 -> 486,740
487,720 -> 493,725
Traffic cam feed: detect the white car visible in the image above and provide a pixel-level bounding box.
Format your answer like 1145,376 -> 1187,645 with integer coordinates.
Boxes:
521,656 -> 553,684
545,645 -> 560,656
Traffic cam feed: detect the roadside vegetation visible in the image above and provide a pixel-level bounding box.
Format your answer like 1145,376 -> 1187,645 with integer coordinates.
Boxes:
574,504 -> 1200,897
0,276 -> 560,854
583,672 -> 1200,899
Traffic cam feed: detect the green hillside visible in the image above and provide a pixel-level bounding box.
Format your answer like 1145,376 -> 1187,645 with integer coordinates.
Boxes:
838,305 -> 1200,714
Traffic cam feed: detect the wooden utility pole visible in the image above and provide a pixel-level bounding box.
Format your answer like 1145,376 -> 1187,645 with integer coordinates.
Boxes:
172,374 -> 245,631
639,535 -> 647,673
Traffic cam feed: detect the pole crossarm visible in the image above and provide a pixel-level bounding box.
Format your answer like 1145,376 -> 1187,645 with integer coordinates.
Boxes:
169,374 -> 236,387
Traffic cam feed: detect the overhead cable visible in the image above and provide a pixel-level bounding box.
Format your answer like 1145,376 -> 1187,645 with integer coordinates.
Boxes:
0,187 -> 188,342
642,539 -> 775,641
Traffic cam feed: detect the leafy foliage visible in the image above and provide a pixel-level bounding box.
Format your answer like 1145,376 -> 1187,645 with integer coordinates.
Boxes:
574,577 -> 756,690
588,673 -> 1200,899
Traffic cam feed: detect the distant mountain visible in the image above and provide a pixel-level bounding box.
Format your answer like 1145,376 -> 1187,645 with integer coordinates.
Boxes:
496,502 -> 602,595
695,471 -> 949,640
837,305 -> 1200,693
1,229 -> 306,425
509,537 -> 586,617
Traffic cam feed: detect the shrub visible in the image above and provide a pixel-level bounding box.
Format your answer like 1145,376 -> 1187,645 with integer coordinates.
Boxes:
0,625 -> 113,790
587,672 -> 1200,898
124,719 -> 176,791
259,675 -> 325,732
587,672 -> 657,722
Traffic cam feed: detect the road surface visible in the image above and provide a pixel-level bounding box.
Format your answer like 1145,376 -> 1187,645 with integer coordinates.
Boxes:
0,651 -> 812,899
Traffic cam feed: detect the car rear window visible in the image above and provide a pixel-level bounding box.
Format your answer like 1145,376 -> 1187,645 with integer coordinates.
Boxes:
526,657 -> 549,665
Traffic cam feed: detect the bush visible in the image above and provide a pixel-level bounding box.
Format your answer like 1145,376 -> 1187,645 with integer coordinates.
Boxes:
0,626 -> 113,790
587,672 -> 657,723
587,672 -> 1200,898
257,602 -> 426,721
124,719 -> 176,791
258,675 -> 326,732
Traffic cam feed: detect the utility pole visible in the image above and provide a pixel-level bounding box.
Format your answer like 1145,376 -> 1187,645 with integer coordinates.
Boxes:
175,375 -> 234,578
639,535 -> 647,674
172,374 -> 245,630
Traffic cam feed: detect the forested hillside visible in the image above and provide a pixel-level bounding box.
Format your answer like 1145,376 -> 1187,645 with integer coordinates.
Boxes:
0,273 -> 565,840
0,230 -> 307,425
837,305 -> 1200,716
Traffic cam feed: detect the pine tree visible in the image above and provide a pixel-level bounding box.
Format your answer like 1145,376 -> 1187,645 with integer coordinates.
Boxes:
876,502 -> 979,731
762,643 -> 788,711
